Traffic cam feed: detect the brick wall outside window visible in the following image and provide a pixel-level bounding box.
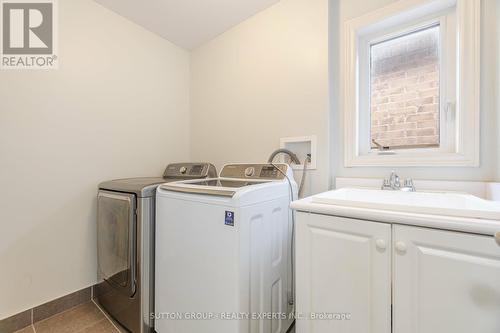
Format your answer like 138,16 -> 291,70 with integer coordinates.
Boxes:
370,26 -> 440,149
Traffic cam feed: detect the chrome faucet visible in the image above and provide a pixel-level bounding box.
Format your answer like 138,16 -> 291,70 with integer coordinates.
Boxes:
382,171 -> 400,190
382,171 -> 416,192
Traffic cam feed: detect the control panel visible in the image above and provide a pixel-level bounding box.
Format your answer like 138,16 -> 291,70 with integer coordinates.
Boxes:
220,164 -> 288,180
163,163 -> 217,179
259,165 -> 280,178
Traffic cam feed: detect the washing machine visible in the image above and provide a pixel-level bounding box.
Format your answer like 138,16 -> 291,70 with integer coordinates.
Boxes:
95,163 -> 217,333
155,163 -> 297,333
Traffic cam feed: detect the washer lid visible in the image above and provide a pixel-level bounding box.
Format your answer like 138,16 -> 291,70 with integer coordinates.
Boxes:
160,163 -> 291,197
160,178 -> 269,197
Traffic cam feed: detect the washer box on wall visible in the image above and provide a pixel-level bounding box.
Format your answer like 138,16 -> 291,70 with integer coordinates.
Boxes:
280,135 -> 317,170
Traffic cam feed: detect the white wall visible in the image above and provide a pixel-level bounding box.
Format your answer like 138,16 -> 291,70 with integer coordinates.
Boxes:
331,0 -> 500,182
0,0 -> 191,319
190,0 -> 330,196
496,0 -> 500,182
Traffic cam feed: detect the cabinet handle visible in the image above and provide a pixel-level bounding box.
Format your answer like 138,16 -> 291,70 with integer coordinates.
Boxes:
375,239 -> 387,250
395,241 -> 407,254
495,232 -> 500,246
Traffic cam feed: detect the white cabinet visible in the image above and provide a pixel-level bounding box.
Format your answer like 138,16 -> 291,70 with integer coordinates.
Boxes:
295,212 -> 392,333
393,225 -> 500,333
295,213 -> 500,333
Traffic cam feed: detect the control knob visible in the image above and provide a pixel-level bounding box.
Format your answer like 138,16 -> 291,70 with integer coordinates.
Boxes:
244,167 -> 255,177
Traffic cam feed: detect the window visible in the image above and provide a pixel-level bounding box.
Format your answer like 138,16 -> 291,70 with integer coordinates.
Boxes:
343,0 -> 480,167
370,25 -> 440,150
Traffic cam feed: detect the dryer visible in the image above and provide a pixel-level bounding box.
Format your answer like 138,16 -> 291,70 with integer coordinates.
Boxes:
155,163 -> 297,333
95,163 -> 217,333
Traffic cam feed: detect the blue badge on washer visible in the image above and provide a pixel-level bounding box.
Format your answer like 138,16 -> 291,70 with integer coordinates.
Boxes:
225,211 -> 234,226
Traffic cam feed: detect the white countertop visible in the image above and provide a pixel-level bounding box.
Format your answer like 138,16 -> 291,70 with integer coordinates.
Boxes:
291,196 -> 500,237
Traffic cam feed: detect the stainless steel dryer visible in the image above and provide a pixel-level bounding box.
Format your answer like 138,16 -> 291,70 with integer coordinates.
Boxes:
95,163 -> 217,333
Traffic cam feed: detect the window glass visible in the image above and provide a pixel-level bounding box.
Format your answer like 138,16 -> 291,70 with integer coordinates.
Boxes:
370,25 -> 440,149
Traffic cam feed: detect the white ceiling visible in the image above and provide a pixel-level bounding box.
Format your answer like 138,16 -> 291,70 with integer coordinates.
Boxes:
94,0 -> 281,50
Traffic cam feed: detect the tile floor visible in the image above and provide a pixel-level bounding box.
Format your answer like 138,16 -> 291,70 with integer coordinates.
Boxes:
13,302 -> 123,333
12,301 -> 296,333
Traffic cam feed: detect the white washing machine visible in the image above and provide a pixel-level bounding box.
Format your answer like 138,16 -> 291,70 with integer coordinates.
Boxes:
155,163 -> 297,333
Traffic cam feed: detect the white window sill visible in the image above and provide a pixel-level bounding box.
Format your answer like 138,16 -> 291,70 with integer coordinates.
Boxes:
345,151 -> 479,167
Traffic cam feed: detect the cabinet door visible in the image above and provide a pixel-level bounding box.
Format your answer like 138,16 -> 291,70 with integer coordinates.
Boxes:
393,225 -> 500,333
295,212 -> 392,333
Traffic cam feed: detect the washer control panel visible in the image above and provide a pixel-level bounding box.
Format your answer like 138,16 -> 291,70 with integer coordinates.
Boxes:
163,163 -> 217,179
220,164 -> 288,180
259,165 -> 280,178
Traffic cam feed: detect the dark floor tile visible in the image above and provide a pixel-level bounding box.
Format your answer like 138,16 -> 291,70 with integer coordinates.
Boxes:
34,302 -> 104,333
33,287 -> 91,323
79,319 -> 118,333
12,326 -> 34,333
105,316 -> 127,333
92,302 -> 127,333
0,310 -> 31,333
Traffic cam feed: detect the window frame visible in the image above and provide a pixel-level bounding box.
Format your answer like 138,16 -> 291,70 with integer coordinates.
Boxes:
343,0 -> 480,167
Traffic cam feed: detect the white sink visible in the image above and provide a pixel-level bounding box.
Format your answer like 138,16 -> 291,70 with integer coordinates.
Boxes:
312,188 -> 500,220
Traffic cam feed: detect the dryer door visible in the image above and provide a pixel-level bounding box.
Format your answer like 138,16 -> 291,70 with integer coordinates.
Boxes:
97,190 -> 137,297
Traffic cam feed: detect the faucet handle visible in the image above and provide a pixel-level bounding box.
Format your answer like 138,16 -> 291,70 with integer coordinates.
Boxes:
403,178 -> 416,192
